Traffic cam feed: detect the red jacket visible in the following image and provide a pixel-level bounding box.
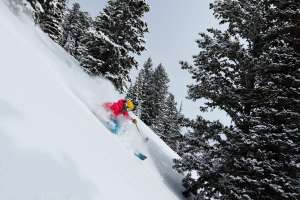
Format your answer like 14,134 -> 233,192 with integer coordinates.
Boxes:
104,99 -> 131,119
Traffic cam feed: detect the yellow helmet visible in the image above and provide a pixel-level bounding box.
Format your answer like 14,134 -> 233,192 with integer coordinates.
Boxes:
126,99 -> 135,111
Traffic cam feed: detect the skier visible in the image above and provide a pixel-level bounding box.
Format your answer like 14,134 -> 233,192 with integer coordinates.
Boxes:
103,99 -> 137,134
104,99 -> 148,160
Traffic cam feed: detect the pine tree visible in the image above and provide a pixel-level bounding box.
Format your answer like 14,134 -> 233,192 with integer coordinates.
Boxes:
150,64 -> 170,128
26,0 -> 66,42
155,93 -> 183,152
60,3 -> 91,59
173,116 -> 227,199
127,58 -> 154,123
25,0 -> 45,21
94,0 -> 149,54
127,59 -> 185,153
149,64 -> 185,149
40,0 -> 66,42
79,27 -> 130,91
80,0 -> 149,92
176,0 -> 300,199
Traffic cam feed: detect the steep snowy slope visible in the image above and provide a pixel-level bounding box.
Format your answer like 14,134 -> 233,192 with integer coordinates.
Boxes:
0,1 -> 183,200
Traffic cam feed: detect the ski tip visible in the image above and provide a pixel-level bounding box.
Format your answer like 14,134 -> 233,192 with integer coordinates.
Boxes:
134,152 -> 147,160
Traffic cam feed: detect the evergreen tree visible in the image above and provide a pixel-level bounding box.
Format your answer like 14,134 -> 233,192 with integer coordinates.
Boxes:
173,116 -> 227,199
155,93 -> 183,152
25,0 -> 45,20
60,3 -> 91,59
95,0 -> 149,54
176,0 -> 300,199
138,59 -> 159,127
26,0 -> 66,42
40,0 -> 66,42
79,28 -> 129,91
127,58 -> 154,123
127,59 -> 185,154
151,64 -> 170,128
80,0 -> 149,92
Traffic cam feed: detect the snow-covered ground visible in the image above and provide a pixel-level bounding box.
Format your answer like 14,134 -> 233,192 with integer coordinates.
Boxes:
0,1 -> 183,199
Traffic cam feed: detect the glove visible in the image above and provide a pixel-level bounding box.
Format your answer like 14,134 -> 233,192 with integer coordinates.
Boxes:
132,119 -> 137,124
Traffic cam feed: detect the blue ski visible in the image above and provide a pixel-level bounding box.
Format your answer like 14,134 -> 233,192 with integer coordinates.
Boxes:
134,152 -> 147,160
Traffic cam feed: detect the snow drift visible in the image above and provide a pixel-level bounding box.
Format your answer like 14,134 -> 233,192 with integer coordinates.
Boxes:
0,1 -> 183,200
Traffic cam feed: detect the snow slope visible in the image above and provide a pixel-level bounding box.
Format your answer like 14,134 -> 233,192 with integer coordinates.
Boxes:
0,1 -> 183,200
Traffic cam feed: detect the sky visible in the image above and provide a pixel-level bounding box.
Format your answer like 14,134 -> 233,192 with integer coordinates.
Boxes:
69,0 -> 231,125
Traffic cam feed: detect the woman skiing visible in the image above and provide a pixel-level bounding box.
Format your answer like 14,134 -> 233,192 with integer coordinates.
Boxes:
103,99 -> 137,134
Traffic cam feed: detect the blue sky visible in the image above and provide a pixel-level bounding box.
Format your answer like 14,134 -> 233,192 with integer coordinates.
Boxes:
70,0 -> 231,125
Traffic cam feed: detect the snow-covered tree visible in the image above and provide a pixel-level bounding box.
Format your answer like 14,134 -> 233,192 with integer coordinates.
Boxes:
25,0 -> 44,20
173,116 -> 227,199
40,0 -> 66,42
151,64 -> 170,127
80,0 -> 149,92
127,58 -> 154,117
127,59 -> 185,153
26,0 -> 66,42
155,93 -> 183,152
176,0 -> 300,199
60,3 -> 91,59
94,0 -> 149,54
